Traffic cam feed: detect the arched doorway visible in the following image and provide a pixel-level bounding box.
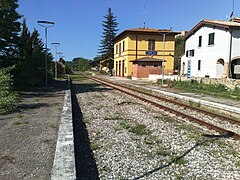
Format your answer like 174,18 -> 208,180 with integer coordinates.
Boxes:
231,59 -> 240,79
216,59 -> 224,78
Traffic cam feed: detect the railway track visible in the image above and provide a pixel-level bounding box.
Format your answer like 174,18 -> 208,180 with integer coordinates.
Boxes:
90,76 -> 240,140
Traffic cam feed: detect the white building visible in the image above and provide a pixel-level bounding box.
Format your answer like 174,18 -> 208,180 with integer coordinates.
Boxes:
181,18 -> 240,79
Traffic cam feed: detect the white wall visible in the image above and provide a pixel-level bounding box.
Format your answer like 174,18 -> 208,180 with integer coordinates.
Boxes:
231,30 -> 240,59
181,25 -> 234,78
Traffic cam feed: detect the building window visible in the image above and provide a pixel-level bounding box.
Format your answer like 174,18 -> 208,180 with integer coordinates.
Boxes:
116,44 -> 118,54
153,64 -> 159,67
186,50 -> 189,57
198,60 -> 201,70
208,33 -> 215,45
189,49 -> 194,57
141,64 -> 146,67
198,36 -> 202,47
148,39 -> 155,51
119,42 -> 121,54
123,41 -> 125,52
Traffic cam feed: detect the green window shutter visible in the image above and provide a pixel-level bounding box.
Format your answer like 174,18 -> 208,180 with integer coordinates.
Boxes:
208,33 -> 215,45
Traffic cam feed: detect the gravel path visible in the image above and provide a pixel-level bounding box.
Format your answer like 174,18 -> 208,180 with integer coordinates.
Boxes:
74,79 -> 240,179
0,81 -> 66,180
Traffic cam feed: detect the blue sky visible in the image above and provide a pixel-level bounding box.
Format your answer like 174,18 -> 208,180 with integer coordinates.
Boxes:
18,0 -> 238,61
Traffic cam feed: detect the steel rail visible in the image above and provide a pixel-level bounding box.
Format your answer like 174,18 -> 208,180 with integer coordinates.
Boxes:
93,77 -> 240,126
90,77 -> 240,140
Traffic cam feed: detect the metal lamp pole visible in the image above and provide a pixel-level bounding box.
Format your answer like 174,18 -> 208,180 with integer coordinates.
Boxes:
51,42 -> 60,79
37,20 -> 55,87
57,52 -> 63,59
161,29 -> 172,86
161,33 -> 166,86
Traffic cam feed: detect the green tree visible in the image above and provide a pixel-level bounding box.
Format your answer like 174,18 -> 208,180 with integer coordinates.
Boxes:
19,18 -> 32,59
0,67 -> 17,114
65,61 -> 73,74
98,8 -> 118,69
174,36 -> 185,72
0,0 -> 21,62
72,57 -> 90,71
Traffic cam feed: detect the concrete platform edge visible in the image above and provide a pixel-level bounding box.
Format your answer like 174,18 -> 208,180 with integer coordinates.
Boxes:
51,88 -> 76,180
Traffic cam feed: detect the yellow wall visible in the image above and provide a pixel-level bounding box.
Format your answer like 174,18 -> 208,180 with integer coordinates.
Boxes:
114,32 -> 176,77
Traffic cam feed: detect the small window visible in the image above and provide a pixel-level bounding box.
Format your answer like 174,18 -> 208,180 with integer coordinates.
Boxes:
186,50 -> 189,57
148,39 -> 155,51
208,33 -> 215,45
116,44 -> 118,54
189,49 -> 194,57
198,36 -> 202,47
123,41 -> 125,52
198,60 -> 201,70
141,64 -> 147,67
153,65 -> 159,67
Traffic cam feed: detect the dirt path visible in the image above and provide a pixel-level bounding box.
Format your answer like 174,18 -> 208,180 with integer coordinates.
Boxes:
0,80 -> 67,180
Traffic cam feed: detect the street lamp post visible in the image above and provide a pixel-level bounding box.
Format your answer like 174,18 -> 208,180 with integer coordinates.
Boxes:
57,52 -> 63,59
51,42 -> 60,79
37,20 -> 55,87
160,29 -> 172,86
161,33 -> 166,86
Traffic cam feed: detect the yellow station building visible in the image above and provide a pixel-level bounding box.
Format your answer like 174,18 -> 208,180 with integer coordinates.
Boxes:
113,28 -> 179,79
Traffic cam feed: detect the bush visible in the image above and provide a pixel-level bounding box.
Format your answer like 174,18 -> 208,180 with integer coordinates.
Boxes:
172,80 -> 240,101
0,67 -> 18,114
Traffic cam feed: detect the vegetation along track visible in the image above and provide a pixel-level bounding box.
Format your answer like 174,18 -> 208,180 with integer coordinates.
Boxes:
90,76 -> 240,140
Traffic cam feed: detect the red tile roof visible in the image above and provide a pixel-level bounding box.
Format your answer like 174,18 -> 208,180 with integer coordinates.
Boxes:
113,28 -> 180,42
184,18 -> 240,39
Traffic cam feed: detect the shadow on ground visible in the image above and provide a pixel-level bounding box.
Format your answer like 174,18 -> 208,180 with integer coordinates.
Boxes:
72,81 -> 112,94
72,82 -> 100,179
133,133 -> 234,179
15,80 -> 68,112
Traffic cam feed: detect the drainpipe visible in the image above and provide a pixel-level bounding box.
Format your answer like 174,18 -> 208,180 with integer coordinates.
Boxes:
228,29 -> 233,78
136,35 -> 138,60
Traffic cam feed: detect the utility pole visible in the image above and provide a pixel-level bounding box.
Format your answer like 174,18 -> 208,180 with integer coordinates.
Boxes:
51,42 -> 60,79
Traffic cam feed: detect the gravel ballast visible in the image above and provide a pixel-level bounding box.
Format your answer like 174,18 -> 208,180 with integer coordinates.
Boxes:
74,79 -> 240,179
0,81 -> 66,179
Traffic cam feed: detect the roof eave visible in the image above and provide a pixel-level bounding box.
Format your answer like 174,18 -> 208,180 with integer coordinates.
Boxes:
184,20 -> 237,40
113,29 -> 180,43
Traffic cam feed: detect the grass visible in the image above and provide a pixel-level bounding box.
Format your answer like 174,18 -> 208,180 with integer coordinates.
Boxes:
188,100 -> 201,108
171,156 -> 187,165
104,113 -> 125,121
65,74 -> 89,81
129,124 -> 150,136
49,124 -> 57,129
144,135 -> 162,145
16,114 -> 24,118
119,121 -> 131,130
172,80 -> 240,101
12,121 -> 29,125
90,142 -> 100,151
236,160 -> 240,167
156,147 -> 171,157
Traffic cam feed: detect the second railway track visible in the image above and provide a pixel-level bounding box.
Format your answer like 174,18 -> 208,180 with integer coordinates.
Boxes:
90,76 -> 240,140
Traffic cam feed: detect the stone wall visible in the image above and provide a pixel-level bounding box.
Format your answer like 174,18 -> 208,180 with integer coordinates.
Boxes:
180,76 -> 240,89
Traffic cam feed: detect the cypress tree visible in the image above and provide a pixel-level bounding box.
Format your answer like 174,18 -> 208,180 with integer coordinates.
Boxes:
30,29 -> 46,86
0,0 -> 21,61
98,8 -> 118,70
19,18 -> 32,59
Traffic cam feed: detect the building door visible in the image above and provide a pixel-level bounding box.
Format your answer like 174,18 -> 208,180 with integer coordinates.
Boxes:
118,61 -> 121,76
216,59 -> 224,78
122,60 -> 125,77
116,62 -> 118,76
231,59 -> 240,79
